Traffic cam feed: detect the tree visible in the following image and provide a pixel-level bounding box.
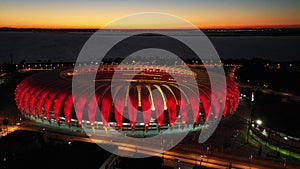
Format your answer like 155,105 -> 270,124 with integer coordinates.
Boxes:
3,118 -> 9,126
276,151 -> 281,159
3,118 -> 9,133
258,145 -> 262,156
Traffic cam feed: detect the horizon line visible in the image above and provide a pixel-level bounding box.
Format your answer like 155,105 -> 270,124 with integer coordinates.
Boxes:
1,25 -> 300,30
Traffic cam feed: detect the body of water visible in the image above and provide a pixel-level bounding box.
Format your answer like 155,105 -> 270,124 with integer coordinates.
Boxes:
0,31 -> 300,63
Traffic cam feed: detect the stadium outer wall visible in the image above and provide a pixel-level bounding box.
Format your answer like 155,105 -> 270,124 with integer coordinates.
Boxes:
15,65 -> 240,133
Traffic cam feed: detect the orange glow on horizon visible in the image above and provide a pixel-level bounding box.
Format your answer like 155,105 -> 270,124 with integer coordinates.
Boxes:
3,23 -> 300,30
1,1 -> 299,30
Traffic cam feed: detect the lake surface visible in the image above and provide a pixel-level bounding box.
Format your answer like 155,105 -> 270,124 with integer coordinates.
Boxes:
0,31 -> 300,63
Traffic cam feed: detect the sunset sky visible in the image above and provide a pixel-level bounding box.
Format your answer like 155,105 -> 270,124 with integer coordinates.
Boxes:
1,0 -> 300,29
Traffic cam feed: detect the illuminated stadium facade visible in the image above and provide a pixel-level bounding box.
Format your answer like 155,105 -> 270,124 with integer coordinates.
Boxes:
15,65 -> 240,132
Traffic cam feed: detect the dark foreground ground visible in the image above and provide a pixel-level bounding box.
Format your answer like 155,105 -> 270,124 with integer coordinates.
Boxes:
0,130 -> 111,169
0,130 -> 177,169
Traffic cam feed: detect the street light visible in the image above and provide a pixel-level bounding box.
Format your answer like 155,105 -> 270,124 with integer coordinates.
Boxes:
256,119 -> 262,125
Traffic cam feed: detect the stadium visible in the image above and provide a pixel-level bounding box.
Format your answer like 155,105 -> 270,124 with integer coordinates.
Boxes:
15,65 -> 240,133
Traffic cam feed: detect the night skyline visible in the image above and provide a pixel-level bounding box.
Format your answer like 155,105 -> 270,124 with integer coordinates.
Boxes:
1,0 -> 300,29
